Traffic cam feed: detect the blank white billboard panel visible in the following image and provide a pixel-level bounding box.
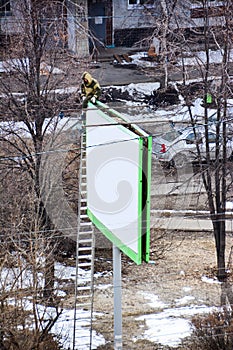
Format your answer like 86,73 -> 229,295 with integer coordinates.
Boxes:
86,107 -> 143,263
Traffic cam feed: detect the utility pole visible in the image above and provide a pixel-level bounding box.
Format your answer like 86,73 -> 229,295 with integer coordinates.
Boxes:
113,245 -> 123,349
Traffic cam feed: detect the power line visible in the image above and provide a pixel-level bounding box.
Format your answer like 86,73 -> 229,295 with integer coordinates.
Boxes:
2,114 -> 233,161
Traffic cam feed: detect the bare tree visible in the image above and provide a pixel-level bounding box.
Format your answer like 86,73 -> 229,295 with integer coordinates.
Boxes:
162,0 -> 233,280
180,0 -> 233,280
0,0 -> 83,297
0,223 -> 63,349
140,0 -> 233,279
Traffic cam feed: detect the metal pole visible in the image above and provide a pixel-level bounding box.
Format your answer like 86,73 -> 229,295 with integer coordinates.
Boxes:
113,245 -> 122,349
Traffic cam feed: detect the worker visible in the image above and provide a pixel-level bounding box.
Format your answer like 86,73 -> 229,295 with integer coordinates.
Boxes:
81,71 -> 101,108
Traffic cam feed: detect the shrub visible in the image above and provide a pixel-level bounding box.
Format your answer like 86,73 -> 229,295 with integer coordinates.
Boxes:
189,307 -> 233,350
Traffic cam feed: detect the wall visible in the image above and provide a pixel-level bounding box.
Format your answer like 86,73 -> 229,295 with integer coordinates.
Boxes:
0,0 -> 22,35
66,0 -> 89,57
113,0 -> 160,47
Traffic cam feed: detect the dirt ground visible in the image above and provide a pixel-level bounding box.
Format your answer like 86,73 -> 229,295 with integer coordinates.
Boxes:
87,231 -> 233,350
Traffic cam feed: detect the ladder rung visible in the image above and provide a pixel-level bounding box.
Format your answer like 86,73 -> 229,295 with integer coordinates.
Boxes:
79,221 -> 92,225
80,222 -> 92,226
79,247 -> 92,251
79,262 -> 92,267
79,238 -> 92,244
76,294 -> 92,300
77,286 -> 91,291
78,254 -> 92,260
79,231 -> 93,235
80,214 -> 88,219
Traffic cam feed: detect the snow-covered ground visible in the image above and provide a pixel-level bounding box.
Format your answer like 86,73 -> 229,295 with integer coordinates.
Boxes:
127,48 -> 233,68
134,288 -> 219,348
2,261 -> 106,349
0,58 -> 64,74
1,253 -> 223,349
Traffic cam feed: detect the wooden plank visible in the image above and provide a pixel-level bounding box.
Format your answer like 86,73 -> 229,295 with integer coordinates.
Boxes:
122,54 -> 132,63
113,54 -> 123,63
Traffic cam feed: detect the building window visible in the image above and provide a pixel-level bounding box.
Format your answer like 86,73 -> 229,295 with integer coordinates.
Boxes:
0,0 -> 11,16
128,0 -> 154,9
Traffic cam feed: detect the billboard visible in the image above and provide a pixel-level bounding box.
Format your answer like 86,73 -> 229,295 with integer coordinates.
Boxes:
86,102 -> 152,264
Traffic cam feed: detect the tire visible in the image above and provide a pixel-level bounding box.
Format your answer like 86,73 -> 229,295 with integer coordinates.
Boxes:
172,153 -> 187,169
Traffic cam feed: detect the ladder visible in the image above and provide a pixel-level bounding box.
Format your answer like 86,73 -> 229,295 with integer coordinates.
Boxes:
73,126 -> 95,350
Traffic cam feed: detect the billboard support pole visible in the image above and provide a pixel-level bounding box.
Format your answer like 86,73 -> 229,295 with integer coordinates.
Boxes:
113,244 -> 123,349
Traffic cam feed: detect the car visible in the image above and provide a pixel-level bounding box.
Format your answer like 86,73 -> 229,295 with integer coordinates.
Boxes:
152,125 -> 233,169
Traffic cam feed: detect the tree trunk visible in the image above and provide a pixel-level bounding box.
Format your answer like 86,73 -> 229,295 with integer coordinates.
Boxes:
221,281 -> 233,307
213,220 -> 227,280
43,252 -> 55,302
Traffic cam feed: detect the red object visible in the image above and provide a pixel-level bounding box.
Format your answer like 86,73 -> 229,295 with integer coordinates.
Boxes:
160,144 -> 166,153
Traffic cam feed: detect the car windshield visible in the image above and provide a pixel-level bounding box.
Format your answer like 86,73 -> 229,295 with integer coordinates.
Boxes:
162,129 -> 181,142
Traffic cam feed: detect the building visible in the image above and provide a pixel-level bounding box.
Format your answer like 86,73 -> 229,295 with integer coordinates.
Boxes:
0,0 -> 227,57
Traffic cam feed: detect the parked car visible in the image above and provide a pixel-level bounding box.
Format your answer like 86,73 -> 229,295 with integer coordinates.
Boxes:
152,126 -> 233,169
